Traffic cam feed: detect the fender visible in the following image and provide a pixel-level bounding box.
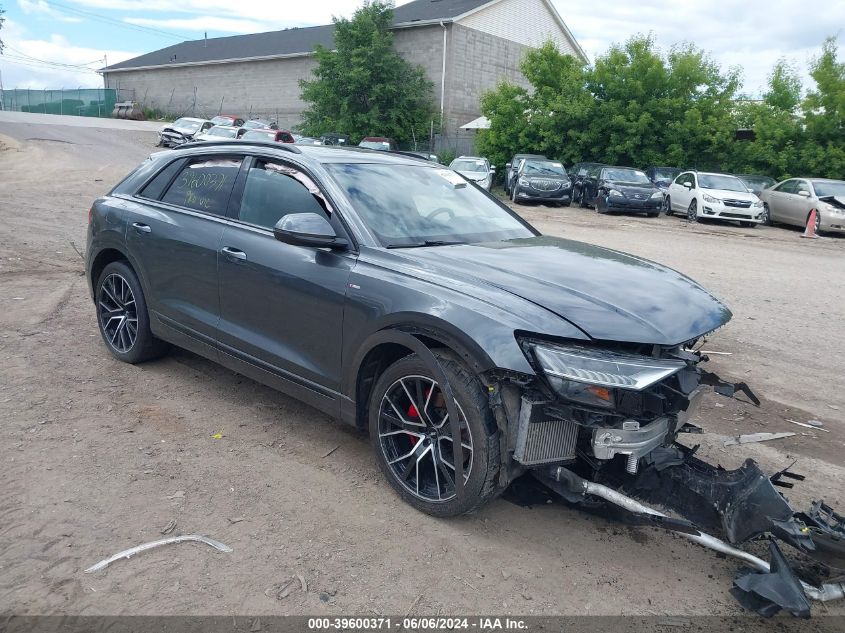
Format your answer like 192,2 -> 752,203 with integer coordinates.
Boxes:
342,314 -> 518,401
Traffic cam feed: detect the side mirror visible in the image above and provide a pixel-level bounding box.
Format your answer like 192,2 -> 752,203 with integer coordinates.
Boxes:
798,190 -> 810,197
490,166 -> 496,172
273,213 -> 347,249
505,163 -> 511,171
683,181 -> 692,189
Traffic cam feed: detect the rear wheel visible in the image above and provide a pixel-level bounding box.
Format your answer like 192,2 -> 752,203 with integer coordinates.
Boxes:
369,351 -> 503,517
96,261 -> 169,364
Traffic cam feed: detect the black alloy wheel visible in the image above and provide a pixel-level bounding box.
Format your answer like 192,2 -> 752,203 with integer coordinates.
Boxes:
96,261 -> 169,364
98,272 -> 138,354
369,352 -> 503,516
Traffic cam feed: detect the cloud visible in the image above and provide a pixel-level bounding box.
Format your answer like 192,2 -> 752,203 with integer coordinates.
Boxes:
17,0 -> 83,23
551,0 -> 844,96
0,20 -> 140,89
125,16 -> 270,35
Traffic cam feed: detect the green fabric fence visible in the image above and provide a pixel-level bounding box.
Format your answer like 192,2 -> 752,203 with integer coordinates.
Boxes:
0,88 -> 117,118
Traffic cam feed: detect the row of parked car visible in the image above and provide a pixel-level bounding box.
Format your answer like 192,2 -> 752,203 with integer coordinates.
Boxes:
503,155 -> 845,234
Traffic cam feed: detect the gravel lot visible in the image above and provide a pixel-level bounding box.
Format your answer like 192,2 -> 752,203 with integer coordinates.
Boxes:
1,114 -> 843,618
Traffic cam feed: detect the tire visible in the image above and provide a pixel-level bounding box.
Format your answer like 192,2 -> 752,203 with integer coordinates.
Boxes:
761,203 -> 772,226
95,261 -> 170,364
687,199 -> 699,223
665,195 -> 673,216
596,194 -> 608,214
647,211 -> 659,218
580,192 -> 589,209
368,351 -> 503,517
562,199 -> 571,207
739,221 -> 755,228
511,186 -> 518,203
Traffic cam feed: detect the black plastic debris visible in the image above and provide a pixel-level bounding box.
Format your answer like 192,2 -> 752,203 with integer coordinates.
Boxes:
731,541 -> 811,618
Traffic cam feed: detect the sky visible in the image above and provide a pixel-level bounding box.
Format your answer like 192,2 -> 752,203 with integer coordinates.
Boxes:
0,0 -> 842,96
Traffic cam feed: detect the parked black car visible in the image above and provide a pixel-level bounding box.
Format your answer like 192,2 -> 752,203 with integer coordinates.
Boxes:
734,173 -> 776,196
580,166 -> 663,216
510,158 -> 572,206
504,154 -> 547,195
569,162 -> 605,205
320,132 -> 350,146
87,140 -> 730,517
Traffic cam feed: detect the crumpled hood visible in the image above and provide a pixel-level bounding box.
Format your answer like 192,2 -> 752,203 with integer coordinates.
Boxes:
401,235 -> 731,345
161,125 -> 198,137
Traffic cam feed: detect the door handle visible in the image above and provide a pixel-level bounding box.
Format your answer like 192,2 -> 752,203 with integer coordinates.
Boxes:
132,222 -> 152,234
221,246 -> 247,262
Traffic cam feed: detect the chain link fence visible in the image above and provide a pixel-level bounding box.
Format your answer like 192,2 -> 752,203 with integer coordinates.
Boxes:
0,88 -> 118,118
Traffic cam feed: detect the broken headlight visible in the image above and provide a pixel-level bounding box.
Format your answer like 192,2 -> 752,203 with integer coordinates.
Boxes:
530,344 -> 686,406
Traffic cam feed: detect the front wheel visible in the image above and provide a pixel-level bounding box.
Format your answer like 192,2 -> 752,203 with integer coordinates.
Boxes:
687,199 -> 699,223
739,221 -> 756,228
511,186 -> 519,203
96,261 -> 170,364
665,195 -> 673,216
761,203 -> 772,226
369,351 -> 503,517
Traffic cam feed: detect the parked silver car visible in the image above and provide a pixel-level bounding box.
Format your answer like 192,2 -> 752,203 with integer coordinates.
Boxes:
758,178 -> 845,234
449,156 -> 494,190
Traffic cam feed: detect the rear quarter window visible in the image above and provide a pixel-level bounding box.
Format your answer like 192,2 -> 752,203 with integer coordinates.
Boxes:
137,159 -> 184,200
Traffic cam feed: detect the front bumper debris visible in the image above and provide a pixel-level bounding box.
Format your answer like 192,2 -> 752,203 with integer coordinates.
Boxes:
533,451 -> 845,617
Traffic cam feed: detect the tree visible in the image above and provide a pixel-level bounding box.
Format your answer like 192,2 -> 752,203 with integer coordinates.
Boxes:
298,1 -> 435,145
799,37 -> 845,178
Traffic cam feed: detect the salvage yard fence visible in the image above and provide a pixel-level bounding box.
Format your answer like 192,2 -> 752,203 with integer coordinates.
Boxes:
0,88 -> 118,118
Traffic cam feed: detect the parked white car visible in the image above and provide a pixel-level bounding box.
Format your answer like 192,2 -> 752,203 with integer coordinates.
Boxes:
667,171 -> 764,227
193,125 -> 246,142
449,156 -> 494,190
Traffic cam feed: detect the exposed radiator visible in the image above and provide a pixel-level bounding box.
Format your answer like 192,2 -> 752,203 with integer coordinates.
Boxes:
514,397 -> 579,466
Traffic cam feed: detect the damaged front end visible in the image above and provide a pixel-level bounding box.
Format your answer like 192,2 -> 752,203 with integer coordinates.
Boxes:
489,337 -> 845,617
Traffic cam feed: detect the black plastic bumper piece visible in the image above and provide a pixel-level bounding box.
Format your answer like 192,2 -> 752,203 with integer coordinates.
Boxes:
731,541 -> 811,618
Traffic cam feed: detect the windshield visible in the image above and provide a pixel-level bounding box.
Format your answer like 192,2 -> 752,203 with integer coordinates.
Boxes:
523,160 -> 566,176
699,174 -> 748,192
738,175 -> 775,190
242,120 -> 266,129
211,116 -> 233,125
653,168 -> 681,181
173,118 -> 202,132
813,180 -> 845,197
208,127 -> 237,138
359,140 -> 391,150
450,159 -> 487,173
242,129 -> 275,140
602,168 -> 650,184
326,163 -> 534,247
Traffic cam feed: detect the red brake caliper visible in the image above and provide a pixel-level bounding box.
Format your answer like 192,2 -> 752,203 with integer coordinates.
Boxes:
405,388 -> 432,447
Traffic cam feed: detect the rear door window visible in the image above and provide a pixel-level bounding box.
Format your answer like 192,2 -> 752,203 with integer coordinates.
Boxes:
775,179 -> 797,193
237,160 -> 332,230
161,157 -> 242,215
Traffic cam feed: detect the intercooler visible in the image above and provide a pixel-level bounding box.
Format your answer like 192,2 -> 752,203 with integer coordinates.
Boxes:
513,397 -> 579,465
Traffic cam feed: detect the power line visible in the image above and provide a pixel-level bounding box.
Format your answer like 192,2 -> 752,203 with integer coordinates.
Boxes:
45,1 -> 192,42
5,45 -> 103,69
0,56 -> 99,74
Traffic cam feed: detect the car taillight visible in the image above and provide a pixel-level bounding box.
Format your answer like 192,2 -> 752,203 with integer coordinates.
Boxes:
88,206 -> 94,224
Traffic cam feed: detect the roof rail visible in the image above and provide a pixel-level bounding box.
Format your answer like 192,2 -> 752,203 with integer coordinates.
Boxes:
176,140 -> 302,153
387,150 -> 437,162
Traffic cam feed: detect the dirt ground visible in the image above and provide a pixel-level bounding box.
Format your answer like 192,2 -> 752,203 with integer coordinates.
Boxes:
1,115 -> 843,618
